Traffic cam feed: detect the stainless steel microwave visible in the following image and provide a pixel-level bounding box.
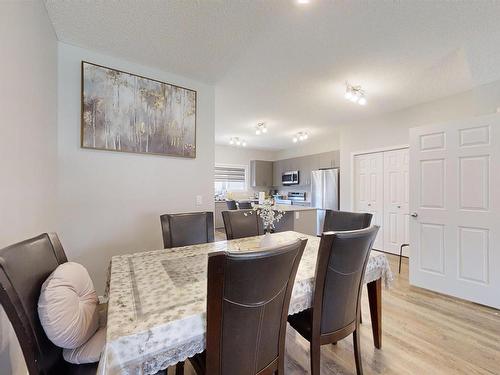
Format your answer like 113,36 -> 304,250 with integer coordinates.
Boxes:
282,171 -> 299,185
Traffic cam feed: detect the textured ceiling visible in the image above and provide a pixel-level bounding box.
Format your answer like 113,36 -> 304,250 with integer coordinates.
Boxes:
45,1 -> 500,150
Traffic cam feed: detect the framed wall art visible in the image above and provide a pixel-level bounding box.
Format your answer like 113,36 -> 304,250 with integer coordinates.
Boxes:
81,61 -> 197,158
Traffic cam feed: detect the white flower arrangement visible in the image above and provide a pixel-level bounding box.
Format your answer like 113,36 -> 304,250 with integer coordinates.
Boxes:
252,198 -> 284,233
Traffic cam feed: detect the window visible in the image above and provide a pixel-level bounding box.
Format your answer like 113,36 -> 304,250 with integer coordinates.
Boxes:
214,165 -> 246,196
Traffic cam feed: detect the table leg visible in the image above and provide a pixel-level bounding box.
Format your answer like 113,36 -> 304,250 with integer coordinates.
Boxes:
175,362 -> 184,375
367,278 -> 382,349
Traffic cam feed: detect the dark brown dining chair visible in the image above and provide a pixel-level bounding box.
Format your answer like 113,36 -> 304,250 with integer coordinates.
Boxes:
237,201 -> 253,209
0,233 -> 97,375
287,226 -> 379,375
160,211 -> 214,249
225,200 -> 237,210
323,210 -> 373,232
323,210 -> 373,325
222,209 -> 264,240
189,238 -> 308,375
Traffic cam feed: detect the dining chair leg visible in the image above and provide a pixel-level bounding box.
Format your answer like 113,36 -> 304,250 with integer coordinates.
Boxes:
399,243 -> 409,274
175,361 -> 184,375
310,340 -> 321,375
367,278 -> 382,349
353,328 -> 363,375
278,353 -> 285,374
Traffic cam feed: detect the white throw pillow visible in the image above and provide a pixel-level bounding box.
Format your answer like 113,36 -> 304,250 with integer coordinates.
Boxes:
63,326 -> 106,364
38,262 -> 99,349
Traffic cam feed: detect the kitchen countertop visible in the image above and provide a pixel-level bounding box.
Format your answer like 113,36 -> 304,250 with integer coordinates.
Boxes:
215,202 -> 316,212
272,204 -> 317,212
214,199 -> 260,203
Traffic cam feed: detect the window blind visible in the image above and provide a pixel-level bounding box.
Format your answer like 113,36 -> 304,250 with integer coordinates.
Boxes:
214,166 -> 245,182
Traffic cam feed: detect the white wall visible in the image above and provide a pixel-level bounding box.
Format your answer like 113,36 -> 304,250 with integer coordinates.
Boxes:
339,79 -> 500,210
215,145 -> 275,192
57,44 -> 215,294
0,1 -> 58,374
273,132 -> 340,160
269,79 -> 500,211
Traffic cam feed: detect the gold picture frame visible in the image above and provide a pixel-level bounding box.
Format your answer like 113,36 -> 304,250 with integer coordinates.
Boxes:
81,61 -> 197,158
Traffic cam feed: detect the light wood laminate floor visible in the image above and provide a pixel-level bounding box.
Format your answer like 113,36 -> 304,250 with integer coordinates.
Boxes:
169,233 -> 500,375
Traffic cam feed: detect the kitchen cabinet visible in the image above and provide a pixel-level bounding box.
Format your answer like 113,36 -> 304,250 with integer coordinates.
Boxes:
271,150 -> 340,188
273,160 -> 282,186
250,160 -> 273,187
214,201 -> 226,228
319,151 -> 339,169
292,201 -> 311,207
298,155 -> 313,186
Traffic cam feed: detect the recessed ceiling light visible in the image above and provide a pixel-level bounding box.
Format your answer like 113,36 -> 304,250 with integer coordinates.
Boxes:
297,0 -> 310,4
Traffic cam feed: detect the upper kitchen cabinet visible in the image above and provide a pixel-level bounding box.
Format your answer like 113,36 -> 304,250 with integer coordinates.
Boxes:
250,160 -> 273,187
298,155 -> 314,186
271,150 -> 340,187
273,160 -> 282,186
318,150 -> 340,169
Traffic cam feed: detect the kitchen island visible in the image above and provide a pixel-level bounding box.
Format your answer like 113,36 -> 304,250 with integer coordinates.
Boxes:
215,202 -> 318,236
271,205 -> 317,236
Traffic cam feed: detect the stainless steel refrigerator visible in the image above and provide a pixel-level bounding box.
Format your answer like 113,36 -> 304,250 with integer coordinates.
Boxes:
311,168 -> 339,235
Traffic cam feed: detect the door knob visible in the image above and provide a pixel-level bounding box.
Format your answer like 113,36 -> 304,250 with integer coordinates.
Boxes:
410,212 -> 418,218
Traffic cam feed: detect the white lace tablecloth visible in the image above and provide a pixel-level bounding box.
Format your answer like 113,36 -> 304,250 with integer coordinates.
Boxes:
97,231 -> 393,375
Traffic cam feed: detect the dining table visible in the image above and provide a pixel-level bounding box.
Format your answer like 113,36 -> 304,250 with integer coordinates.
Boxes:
97,231 -> 393,375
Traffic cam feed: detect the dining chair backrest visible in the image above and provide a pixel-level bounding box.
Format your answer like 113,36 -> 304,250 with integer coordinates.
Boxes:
313,227 -> 379,335
222,209 -> 264,240
0,233 -> 68,375
237,201 -> 253,209
225,200 -> 238,210
323,210 -> 373,232
206,238 -> 307,375
160,212 -> 214,249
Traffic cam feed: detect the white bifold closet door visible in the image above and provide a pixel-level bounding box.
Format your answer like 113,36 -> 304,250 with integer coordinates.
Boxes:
409,114 -> 499,308
354,148 -> 409,255
353,152 -> 384,250
383,149 -> 410,255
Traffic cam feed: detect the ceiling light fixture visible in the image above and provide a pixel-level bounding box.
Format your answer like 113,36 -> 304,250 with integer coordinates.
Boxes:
297,0 -> 310,4
293,132 -> 308,143
229,137 -> 246,147
345,82 -> 367,106
255,122 -> 268,135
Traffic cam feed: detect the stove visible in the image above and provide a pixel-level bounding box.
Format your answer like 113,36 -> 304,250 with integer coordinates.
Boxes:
288,191 -> 306,202
273,192 -> 306,205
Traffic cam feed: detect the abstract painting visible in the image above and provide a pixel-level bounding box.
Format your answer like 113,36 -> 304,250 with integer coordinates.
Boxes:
81,61 -> 196,158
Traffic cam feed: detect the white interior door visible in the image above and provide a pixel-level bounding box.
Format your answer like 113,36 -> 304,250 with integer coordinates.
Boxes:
383,149 -> 410,255
354,152 -> 384,249
410,114 -> 500,308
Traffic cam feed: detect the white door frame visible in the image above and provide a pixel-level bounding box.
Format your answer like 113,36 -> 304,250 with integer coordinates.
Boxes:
350,144 -> 409,211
